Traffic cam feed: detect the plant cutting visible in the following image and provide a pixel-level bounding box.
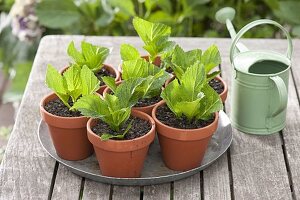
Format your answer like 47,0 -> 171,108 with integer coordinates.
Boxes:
105,58 -> 169,115
40,64 -> 100,160
67,41 -> 120,94
152,62 -> 223,171
72,78 -> 155,178
168,44 -> 228,102
118,17 -> 175,72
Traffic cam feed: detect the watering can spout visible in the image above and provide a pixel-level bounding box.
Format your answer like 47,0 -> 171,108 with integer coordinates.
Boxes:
215,7 -> 248,53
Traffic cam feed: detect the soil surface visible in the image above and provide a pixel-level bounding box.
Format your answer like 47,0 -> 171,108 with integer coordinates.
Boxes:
134,96 -> 162,107
209,78 -> 224,94
92,116 -> 151,140
156,104 -> 214,129
44,98 -> 82,117
95,67 -> 116,86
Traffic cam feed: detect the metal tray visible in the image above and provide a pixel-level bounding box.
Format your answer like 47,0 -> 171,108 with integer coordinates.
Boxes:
38,110 -> 232,186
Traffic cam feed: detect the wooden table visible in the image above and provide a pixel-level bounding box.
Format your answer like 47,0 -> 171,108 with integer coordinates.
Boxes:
0,36 -> 299,200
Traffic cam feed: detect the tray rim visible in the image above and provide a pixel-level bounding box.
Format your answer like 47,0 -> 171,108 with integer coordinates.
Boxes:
37,110 -> 233,186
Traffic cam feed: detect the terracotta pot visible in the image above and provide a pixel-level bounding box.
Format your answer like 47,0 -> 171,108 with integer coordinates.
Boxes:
118,55 -> 162,74
103,81 -> 160,116
215,76 -> 228,102
165,76 -> 228,103
152,101 -> 219,171
40,93 -> 93,160
60,64 -> 121,95
87,110 -> 155,178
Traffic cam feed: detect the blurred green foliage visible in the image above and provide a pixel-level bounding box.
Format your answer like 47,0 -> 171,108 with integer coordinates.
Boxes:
35,0 -> 300,38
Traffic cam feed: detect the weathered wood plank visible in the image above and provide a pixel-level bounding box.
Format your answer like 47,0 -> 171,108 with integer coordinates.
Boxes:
82,179 -> 110,200
51,165 -> 82,200
112,186 -> 140,200
221,39 -> 292,200
143,184 -> 170,200
203,153 -> 231,200
174,174 -> 201,200
281,44 -> 300,199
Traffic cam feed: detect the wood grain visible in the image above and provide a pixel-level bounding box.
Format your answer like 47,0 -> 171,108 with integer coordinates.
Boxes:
82,179 -> 110,200
143,184 -> 170,200
112,186 -> 140,200
174,174 -> 201,200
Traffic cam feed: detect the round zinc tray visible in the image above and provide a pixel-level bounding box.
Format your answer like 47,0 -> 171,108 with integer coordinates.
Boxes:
38,110 -> 233,186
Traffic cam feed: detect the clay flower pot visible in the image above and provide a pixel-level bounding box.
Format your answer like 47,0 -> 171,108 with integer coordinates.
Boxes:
165,76 -> 228,103
103,81 -> 160,116
152,101 -> 219,171
40,93 -> 93,160
215,76 -> 228,102
87,110 -> 155,178
60,64 -> 121,95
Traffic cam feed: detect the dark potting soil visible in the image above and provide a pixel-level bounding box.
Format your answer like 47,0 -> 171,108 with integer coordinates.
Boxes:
95,67 -> 116,86
134,96 -> 162,107
44,98 -> 82,117
92,116 -> 152,140
165,67 -> 173,73
156,105 -> 214,129
209,78 -> 224,94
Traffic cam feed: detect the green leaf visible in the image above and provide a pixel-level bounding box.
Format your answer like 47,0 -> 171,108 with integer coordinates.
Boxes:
122,59 -> 169,98
197,83 -> 223,120
67,41 -> 109,71
67,41 -> 85,64
80,65 -> 100,95
171,45 -> 201,79
63,65 -> 82,102
36,0 -> 80,29
207,71 -> 221,82
102,76 -> 117,93
72,94 -> 109,118
132,17 -> 173,59
45,64 -> 70,108
120,44 -> 140,61
115,78 -> 145,107
201,45 -> 221,74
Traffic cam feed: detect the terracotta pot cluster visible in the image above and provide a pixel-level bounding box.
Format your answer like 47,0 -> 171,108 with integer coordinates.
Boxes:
40,57 -> 228,177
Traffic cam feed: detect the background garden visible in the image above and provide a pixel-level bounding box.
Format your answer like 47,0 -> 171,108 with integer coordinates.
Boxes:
0,0 -> 299,160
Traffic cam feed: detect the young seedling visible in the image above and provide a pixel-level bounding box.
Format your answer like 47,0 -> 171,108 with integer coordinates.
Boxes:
161,62 -> 223,122
120,17 -> 174,66
72,78 -> 146,140
170,44 -> 221,81
45,64 -> 100,109
116,58 -> 169,101
67,41 -> 109,72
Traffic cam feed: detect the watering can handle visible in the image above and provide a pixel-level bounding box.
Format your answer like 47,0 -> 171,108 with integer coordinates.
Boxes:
230,19 -> 293,66
269,76 -> 288,117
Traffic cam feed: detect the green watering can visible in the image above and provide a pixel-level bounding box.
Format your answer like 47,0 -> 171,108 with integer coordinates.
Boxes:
216,8 -> 293,135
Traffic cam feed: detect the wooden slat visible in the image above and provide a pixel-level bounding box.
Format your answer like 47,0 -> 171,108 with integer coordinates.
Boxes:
51,165 -> 82,200
281,44 -> 300,199
174,174 -> 201,200
203,153 -> 231,200
82,180 -> 110,200
112,186 -> 140,200
143,184 -> 170,200
221,39 -> 292,200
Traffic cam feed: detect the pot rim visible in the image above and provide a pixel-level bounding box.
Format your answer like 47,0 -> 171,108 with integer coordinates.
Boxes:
215,76 -> 228,98
152,100 -> 219,132
86,110 -> 155,151
60,64 -> 120,82
40,92 -> 87,120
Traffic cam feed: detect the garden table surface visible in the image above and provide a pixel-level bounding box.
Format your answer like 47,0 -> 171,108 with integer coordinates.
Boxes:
1,36 -> 300,200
